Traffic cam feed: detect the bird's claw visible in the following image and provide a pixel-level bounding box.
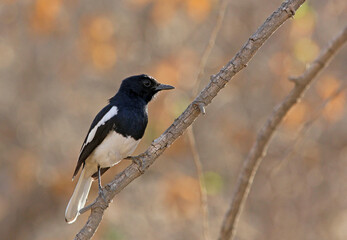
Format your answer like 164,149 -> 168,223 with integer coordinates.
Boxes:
125,156 -> 145,174
98,187 -> 107,202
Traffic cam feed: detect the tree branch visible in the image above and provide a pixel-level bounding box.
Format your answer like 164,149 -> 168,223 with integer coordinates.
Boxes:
270,83 -> 347,176
74,0 -> 306,239
218,26 -> 347,240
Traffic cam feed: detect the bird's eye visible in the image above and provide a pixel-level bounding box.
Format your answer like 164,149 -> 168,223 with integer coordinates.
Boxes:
143,79 -> 151,87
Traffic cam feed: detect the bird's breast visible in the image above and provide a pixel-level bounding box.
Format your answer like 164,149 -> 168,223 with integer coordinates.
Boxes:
90,131 -> 140,168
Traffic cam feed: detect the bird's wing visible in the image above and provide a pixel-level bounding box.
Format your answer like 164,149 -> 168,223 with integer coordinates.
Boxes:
72,104 -> 118,179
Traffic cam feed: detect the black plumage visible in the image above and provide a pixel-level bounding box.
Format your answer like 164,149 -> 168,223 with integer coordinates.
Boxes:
73,97 -> 148,179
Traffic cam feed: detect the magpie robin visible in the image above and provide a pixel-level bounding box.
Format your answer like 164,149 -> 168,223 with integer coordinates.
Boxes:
65,74 -> 174,224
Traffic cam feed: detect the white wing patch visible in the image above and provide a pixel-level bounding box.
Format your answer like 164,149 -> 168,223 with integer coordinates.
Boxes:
80,106 -> 118,154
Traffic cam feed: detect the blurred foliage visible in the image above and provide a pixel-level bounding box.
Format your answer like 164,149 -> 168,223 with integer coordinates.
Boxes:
102,226 -> 125,240
0,0 -> 346,239
203,171 -> 223,195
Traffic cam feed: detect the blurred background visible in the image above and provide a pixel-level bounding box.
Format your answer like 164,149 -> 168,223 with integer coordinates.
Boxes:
0,0 -> 346,239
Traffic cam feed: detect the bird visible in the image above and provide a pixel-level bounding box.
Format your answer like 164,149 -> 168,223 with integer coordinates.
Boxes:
65,74 -> 174,224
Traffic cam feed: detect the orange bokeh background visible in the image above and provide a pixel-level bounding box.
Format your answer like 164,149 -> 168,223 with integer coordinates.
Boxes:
0,1 -> 346,239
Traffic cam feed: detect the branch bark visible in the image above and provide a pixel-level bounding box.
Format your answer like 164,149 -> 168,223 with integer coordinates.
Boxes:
218,26 -> 347,240
74,0 -> 306,239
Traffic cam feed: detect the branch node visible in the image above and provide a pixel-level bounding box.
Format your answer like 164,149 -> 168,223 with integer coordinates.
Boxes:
229,61 -> 238,74
288,76 -> 303,85
193,100 -> 206,115
314,60 -> 325,67
249,36 -> 256,42
210,74 -> 217,81
283,5 -> 296,17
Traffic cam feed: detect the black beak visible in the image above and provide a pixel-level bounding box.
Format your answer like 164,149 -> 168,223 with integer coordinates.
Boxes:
155,83 -> 175,91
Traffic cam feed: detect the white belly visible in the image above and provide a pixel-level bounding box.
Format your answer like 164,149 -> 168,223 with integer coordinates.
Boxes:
87,131 -> 140,171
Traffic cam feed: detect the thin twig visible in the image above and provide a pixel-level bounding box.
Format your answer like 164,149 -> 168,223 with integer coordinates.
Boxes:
218,26 -> 347,240
187,1 -> 230,239
187,127 -> 210,240
74,1 -> 306,239
192,0 -> 229,97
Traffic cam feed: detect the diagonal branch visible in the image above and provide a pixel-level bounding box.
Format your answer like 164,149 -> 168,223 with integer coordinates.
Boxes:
74,0 -> 306,239
270,83 -> 347,176
218,26 -> 347,240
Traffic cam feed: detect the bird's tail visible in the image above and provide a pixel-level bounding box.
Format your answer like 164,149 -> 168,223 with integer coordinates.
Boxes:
65,167 -> 92,224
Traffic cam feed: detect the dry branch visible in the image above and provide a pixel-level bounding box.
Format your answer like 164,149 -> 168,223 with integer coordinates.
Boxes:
270,83 -> 347,177
74,0 -> 306,239
218,26 -> 347,240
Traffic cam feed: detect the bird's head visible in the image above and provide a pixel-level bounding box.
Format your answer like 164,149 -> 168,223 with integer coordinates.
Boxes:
119,74 -> 174,103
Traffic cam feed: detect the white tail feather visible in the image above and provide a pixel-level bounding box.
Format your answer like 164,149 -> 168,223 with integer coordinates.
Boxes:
65,168 -> 92,224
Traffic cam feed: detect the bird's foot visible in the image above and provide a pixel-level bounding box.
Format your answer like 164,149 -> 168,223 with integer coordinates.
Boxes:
125,156 -> 142,167
125,156 -> 145,174
98,186 -> 107,202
